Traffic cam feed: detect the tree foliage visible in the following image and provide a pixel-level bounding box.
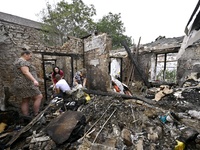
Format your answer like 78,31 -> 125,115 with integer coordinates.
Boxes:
40,0 -> 132,48
40,0 -> 96,45
96,12 -> 132,49
157,69 -> 177,82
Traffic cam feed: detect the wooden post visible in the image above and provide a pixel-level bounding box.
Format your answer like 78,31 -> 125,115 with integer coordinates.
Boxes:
126,37 -> 141,85
121,40 -> 151,88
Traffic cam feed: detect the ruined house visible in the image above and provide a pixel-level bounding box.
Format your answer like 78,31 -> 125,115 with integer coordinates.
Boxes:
0,11 -> 111,111
1,2 -> 200,111
1,2 -> 200,149
111,34 -> 200,90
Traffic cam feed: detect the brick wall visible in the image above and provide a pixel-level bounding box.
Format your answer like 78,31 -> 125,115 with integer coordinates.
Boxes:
177,45 -> 200,85
0,12 -> 113,111
84,33 -> 112,91
0,14 -> 84,110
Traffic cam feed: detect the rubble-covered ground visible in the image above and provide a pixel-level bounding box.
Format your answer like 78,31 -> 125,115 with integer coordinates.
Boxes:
1,84 -> 200,150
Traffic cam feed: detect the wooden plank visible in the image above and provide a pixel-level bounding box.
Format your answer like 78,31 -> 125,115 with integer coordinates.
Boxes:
126,37 -> 141,85
6,102 -> 54,148
121,41 -> 151,88
83,89 -> 156,105
126,65 -> 134,85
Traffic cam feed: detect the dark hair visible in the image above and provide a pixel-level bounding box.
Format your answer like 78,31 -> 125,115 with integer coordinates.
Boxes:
80,68 -> 87,77
52,66 -> 61,77
55,74 -> 61,81
21,50 -> 31,56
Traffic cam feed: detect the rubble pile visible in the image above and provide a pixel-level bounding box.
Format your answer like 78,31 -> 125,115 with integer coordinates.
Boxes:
75,91 -> 200,150
1,79 -> 200,149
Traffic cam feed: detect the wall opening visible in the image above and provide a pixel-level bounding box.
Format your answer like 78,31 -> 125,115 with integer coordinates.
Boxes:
110,57 -> 122,81
40,53 -> 73,100
155,53 -> 177,83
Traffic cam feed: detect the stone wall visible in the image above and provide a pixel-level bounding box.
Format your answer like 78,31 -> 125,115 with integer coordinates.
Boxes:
0,13 -> 84,110
0,12 -> 113,111
84,33 -> 112,91
0,20 -> 46,109
177,45 -> 200,86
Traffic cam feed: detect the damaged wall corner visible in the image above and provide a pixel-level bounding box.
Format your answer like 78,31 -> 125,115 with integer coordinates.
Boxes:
0,12 -> 85,110
84,33 -> 112,92
177,45 -> 200,86
0,77 -> 5,111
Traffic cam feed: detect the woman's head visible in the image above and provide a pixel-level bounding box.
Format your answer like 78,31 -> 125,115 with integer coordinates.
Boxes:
21,50 -> 32,61
53,66 -> 61,74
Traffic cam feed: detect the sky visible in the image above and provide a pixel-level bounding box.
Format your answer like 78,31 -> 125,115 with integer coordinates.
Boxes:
0,0 -> 198,44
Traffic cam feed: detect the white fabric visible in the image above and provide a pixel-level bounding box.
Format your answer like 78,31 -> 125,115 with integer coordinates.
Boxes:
55,79 -> 71,92
110,59 -> 121,79
111,76 -> 124,94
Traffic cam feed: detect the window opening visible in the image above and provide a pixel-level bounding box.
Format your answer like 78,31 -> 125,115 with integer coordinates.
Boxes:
156,53 -> 177,83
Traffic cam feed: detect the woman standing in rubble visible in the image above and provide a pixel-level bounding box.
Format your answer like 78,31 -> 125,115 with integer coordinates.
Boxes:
13,50 -> 43,116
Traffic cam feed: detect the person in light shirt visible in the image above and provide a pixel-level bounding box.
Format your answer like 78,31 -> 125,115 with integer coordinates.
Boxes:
54,74 -> 71,98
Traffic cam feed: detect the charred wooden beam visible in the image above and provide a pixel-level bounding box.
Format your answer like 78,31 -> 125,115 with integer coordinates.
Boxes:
83,89 -> 156,105
5,102 -> 54,148
174,85 -> 200,91
43,59 -> 56,61
121,41 -> 151,88
135,36 -> 141,60
42,54 -> 48,100
140,47 -> 180,55
33,51 -> 83,58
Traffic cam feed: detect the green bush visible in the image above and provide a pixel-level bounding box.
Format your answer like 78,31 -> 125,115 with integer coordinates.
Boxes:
157,69 -> 176,82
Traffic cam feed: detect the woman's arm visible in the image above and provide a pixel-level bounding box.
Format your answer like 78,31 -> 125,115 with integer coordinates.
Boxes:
51,73 -> 55,85
73,77 -> 78,86
20,66 -> 39,86
60,70 -> 64,78
55,87 -> 60,94
83,78 -> 87,88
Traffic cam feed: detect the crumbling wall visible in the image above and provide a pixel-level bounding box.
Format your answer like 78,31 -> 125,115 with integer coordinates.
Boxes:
109,47 -> 152,90
0,20 -> 46,109
0,12 -> 116,111
134,53 -> 151,82
177,45 -> 200,86
0,14 -> 84,110
84,33 -> 112,91
61,36 -> 84,76
0,76 -> 5,110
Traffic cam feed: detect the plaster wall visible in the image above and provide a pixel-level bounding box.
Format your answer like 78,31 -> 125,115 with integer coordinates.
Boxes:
177,45 -> 200,85
84,33 -> 112,91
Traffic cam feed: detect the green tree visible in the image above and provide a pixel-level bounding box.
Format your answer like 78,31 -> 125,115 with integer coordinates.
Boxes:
157,69 -> 176,82
40,1 -> 132,48
96,12 -> 132,49
40,0 -> 96,45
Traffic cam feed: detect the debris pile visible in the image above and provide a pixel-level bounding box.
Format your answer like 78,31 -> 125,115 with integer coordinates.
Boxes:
1,73 -> 200,149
